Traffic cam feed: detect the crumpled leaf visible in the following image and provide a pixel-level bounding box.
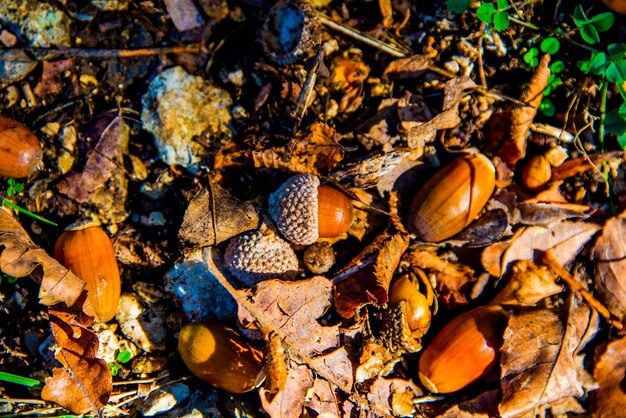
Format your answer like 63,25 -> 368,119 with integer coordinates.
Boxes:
382,55 -> 430,82
329,56 -> 370,114
499,298 -> 597,418
41,303 -> 112,415
408,249 -> 475,309
260,362 -> 314,418
334,229 -> 409,318
179,182 -> 259,247
365,376 -> 422,417
57,115 -> 130,224
481,221 -> 601,277
34,59 -> 74,97
407,77 -> 475,149
591,336 -> 626,417
437,390 -> 500,418
0,208 -> 88,310
590,217 -> 626,321
491,260 -> 563,307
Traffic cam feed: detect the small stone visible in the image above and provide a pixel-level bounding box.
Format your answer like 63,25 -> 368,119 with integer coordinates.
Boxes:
116,293 -> 167,352
141,66 -> 232,168
0,30 -> 17,47
89,0 -> 132,10
95,328 -> 121,364
132,355 -> 167,375
141,383 -> 190,416
0,50 -> 37,89
0,1 -> 71,47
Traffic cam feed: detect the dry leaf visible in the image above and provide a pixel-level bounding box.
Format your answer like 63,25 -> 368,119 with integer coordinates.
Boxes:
263,332 -> 288,394
379,0 -> 393,28
407,77 -> 475,148
408,249 -> 475,309
329,56 -> 370,114
481,221 -> 601,277
590,217 -> 626,321
0,208 -> 88,311
334,230 -> 409,318
382,55 -> 430,82
491,260 -> 563,307
41,304 -> 112,415
179,183 -> 259,247
330,151 -> 409,189
34,59 -> 74,97
437,390 -> 500,418
499,298 -> 596,418
550,151 -> 624,182
591,336 -> 626,418
260,362 -> 314,418
365,376 -> 422,417
163,0 -> 203,31
516,202 -> 589,226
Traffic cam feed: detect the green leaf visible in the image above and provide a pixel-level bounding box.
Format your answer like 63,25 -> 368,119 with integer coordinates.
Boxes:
540,37 -> 560,54
590,51 -> 608,74
117,349 -> 132,364
493,10 -> 510,31
580,24 -> 600,44
7,178 -> 15,186
573,5 -> 590,28
447,0 -> 469,13
14,183 -> 23,193
608,43 -> 626,59
523,48 -> 539,67
590,12 -> 615,32
618,135 -> 626,149
605,60 -> 626,84
550,60 -> 565,73
8,275 -> 18,283
0,372 -> 40,387
108,363 -> 121,377
496,0 -> 508,10
6,187 -> 14,197
539,98 -> 556,117
477,3 -> 497,23
605,107 -> 626,135
578,59 -> 592,73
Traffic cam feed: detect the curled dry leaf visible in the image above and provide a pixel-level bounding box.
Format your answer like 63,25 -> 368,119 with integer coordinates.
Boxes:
406,77 -> 476,149
382,55 -> 430,82
437,389 -> 500,418
0,208 -> 89,312
365,376 -> 422,417
41,303 -> 112,415
260,362 -> 314,418
334,229 -> 409,318
590,217 -> 626,321
499,298 -> 598,418
491,260 -> 563,307
481,221 -> 601,277
591,336 -> 626,418
329,56 -> 370,114
179,182 -> 259,247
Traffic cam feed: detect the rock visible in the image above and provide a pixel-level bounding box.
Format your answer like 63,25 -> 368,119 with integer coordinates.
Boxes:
0,1 -> 71,48
89,0 -> 132,11
141,383 -> 190,416
0,50 -> 37,89
116,293 -> 167,352
141,66 -> 232,168
161,388 -> 221,418
132,355 -> 167,375
165,248 -> 238,322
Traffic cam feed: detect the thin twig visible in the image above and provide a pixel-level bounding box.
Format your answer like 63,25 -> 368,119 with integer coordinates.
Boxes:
0,398 -> 48,405
10,44 -> 205,58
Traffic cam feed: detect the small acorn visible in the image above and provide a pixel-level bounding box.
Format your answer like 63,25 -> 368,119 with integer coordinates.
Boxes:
602,0 -> 626,14
520,154 -> 551,191
0,114 -> 43,178
54,224 -> 121,323
223,224 -> 299,286
407,153 -> 496,243
418,305 -> 508,394
389,275 -> 432,339
269,174 -> 354,245
178,322 -> 265,393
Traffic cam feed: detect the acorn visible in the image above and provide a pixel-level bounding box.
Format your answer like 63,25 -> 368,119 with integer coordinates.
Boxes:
223,224 -> 299,286
268,174 -> 354,245
0,114 -> 43,178
418,305 -> 508,394
54,224 -> 121,322
389,275 -> 431,339
602,0 -> 626,14
520,154 -> 552,191
178,322 -> 265,393
407,153 -> 496,243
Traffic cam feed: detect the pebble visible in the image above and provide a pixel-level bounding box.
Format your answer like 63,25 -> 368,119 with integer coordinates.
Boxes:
0,1 -> 71,48
0,50 -> 37,89
141,66 -> 233,169
116,293 -> 167,352
89,0 -> 132,11
165,248 -> 238,322
160,389 -> 221,418
141,383 -> 190,417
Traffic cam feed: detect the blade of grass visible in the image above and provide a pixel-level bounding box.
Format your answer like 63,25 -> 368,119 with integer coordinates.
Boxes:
1,199 -> 58,227
0,371 -> 41,387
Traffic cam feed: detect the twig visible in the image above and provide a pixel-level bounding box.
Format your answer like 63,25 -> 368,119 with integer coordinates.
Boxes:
539,251 -> 623,330
10,44 -> 205,58
0,398 -> 48,405
477,30 -> 487,88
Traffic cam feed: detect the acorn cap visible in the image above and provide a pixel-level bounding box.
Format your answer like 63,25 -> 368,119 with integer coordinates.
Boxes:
268,174 -> 320,246
223,225 -> 298,286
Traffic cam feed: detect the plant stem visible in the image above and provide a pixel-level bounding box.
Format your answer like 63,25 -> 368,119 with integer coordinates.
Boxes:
509,16 -> 540,30
0,372 -> 40,387
1,199 -> 58,227
599,78 -> 608,152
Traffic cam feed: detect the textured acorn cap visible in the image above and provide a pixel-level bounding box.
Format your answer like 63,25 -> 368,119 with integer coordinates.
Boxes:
223,225 -> 299,287
268,174 -> 320,245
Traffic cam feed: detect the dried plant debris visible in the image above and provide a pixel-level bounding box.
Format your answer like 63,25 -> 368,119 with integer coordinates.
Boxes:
491,260 -> 563,307
591,336 -> 626,417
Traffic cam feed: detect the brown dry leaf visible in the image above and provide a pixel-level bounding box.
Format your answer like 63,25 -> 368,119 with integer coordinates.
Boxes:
379,0 -> 393,27
57,115 -> 130,224
41,303 -> 112,415
590,336 -> 626,417
499,298 -> 597,418
516,202 -> 589,226
355,341 -> 398,384
590,217 -> 626,321
407,77 -> 476,149
334,229 -> 409,318
382,55 -> 430,82
408,249 -> 475,309
481,221 -> 601,277
34,59 -> 74,97
179,182 -> 259,247
260,362 -> 314,418
491,260 -> 563,307
437,390 -> 500,418
263,332 -> 288,394
0,208 -> 88,311
329,56 -> 370,114
365,376 -> 422,417
550,151 -> 624,182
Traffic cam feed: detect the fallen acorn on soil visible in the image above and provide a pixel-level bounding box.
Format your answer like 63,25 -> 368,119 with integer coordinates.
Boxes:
407,153 -> 496,243
269,173 -> 354,245
0,114 -> 43,178
520,154 -> 552,191
178,322 -> 265,393
54,223 -> 121,323
389,275 -> 432,339
418,305 -> 508,393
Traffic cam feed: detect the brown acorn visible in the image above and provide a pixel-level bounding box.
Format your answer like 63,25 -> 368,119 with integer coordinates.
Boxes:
178,322 -> 265,393
520,154 -> 551,191
54,224 -> 121,322
602,0 -> 626,14
269,174 -> 353,245
418,305 -> 508,393
389,275 -> 432,339
407,153 -> 496,243
0,115 -> 43,178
